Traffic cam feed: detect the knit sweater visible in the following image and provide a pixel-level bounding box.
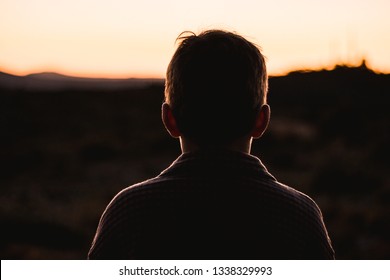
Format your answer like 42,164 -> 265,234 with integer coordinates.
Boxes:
88,150 -> 335,259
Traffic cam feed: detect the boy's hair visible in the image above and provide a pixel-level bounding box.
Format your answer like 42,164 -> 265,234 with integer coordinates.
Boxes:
165,30 -> 268,145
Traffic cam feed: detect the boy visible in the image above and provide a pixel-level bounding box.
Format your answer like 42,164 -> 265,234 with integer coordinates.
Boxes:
88,30 -> 334,259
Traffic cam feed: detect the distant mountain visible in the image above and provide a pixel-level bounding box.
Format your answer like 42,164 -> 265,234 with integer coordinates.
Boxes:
0,71 -> 164,91
1,63 -> 388,92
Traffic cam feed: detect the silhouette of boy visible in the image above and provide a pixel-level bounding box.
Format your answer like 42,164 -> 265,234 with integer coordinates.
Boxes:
88,30 -> 335,259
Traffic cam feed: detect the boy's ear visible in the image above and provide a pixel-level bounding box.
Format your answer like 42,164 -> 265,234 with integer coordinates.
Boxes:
251,104 -> 271,139
162,103 -> 181,138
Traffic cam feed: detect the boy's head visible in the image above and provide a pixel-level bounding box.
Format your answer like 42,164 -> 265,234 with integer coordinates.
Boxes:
164,30 -> 268,147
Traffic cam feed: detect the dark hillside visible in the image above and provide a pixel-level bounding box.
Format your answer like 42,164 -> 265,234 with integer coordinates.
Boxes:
1,65 -> 389,259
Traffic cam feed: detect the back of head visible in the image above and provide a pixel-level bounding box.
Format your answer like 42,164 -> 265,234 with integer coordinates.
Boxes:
165,30 -> 268,146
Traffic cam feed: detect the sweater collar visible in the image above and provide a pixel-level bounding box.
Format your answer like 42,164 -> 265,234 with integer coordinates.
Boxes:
159,149 -> 275,181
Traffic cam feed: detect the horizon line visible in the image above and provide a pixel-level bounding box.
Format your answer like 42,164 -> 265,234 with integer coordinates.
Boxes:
1,60 -> 387,80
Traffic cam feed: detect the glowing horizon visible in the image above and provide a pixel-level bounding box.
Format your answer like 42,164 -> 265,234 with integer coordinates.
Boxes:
1,0 -> 389,79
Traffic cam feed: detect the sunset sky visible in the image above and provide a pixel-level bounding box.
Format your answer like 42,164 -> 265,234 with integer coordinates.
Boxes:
1,0 -> 389,78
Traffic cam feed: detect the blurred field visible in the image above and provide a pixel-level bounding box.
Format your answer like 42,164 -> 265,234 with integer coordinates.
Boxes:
1,64 -> 389,259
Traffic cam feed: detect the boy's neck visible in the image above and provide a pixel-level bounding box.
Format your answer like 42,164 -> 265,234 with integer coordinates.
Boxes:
180,136 -> 253,154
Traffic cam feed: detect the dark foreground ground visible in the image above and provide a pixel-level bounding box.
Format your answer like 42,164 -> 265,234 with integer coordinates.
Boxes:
1,64 -> 389,259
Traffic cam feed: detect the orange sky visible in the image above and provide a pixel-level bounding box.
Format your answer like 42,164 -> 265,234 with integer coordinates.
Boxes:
1,0 -> 389,78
